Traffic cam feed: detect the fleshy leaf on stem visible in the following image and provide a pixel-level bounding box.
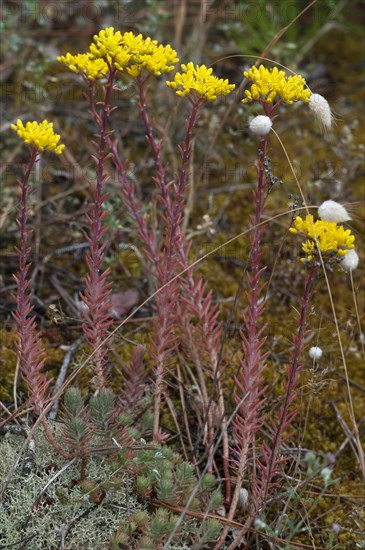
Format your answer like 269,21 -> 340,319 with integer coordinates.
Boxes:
10,145 -> 56,416
62,388 -> 93,458
79,69 -> 117,389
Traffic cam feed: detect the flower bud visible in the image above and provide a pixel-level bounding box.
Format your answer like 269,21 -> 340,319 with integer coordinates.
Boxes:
238,488 -> 249,511
321,466 -> 332,484
254,518 -> 268,530
249,115 -> 272,136
318,200 -> 351,223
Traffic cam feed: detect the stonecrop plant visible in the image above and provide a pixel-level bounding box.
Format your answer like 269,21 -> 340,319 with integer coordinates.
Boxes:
10,120 -> 64,417
2,22 -> 363,550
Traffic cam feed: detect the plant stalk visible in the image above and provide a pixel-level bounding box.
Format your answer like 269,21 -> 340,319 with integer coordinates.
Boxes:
215,132 -> 270,549
13,149 -> 50,416
81,68 -> 117,388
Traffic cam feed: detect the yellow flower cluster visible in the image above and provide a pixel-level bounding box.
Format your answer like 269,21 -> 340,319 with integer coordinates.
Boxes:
243,65 -> 311,105
90,27 -> 126,60
126,42 -> 179,78
57,52 -> 109,80
11,120 -> 64,155
166,62 -> 235,101
63,27 -> 179,77
289,214 -> 355,261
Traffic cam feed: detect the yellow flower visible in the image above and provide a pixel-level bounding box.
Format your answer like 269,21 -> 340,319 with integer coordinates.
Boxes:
121,31 -> 156,57
289,214 -> 355,261
127,43 -> 179,77
58,28 -> 178,79
57,52 -> 109,80
11,119 -> 64,155
89,28 -> 178,76
243,65 -> 311,105
166,62 -> 235,101
89,27 -> 125,62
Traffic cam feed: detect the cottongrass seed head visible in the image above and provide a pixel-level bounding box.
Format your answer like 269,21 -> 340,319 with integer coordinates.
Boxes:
249,115 -> 272,136
309,93 -> 332,130
309,346 -> 323,360
341,249 -> 359,272
318,200 -> 351,223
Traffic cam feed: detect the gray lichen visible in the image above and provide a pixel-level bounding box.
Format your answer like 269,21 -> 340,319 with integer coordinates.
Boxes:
0,429 -> 140,550
0,428 -> 224,549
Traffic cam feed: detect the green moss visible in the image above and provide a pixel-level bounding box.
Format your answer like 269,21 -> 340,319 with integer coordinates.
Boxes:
0,328 -> 67,403
0,330 -> 17,402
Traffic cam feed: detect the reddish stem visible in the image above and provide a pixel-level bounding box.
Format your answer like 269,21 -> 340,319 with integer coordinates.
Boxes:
13,149 -> 50,416
16,149 -> 38,325
107,85 -> 227,471
227,264 -> 318,550
166,99 -> 202,276
81,68 -> 117,388
137,74 -> 167,193
136,82 -> 206,440
87,81 -> 158,265
262,263 -> 317,501
215,129 -> 271,549
137,90 -> 230,483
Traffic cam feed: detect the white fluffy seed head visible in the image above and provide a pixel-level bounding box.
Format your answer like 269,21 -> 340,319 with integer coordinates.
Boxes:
318,200 -> 351,223
309,93 -> 332,129
341,249 -> 359,272
309,346 -> 323,360
249,115 -> 272,136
